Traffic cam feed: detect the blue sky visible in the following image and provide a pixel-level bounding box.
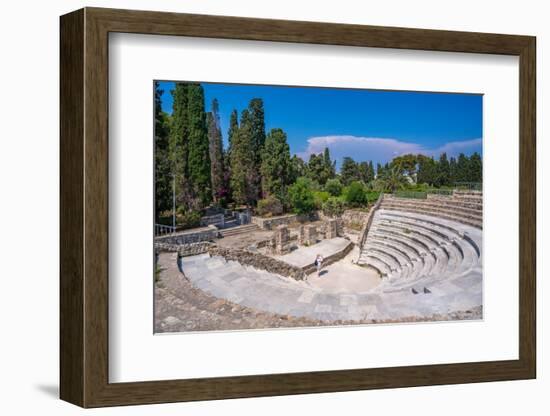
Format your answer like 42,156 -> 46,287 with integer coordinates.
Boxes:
157,81 -> 482,168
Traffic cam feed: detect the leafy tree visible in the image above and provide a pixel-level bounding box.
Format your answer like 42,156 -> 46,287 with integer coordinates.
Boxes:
321,147 -> 336,184
261,128 -> 291,204
187,84 -> 212,208
306,153 -> 324,182
322,197 -> 346,218
207,99 -> 225,204
340,157 -> 360,185
376,162 -> 384,178
288,177 -> 316,214
289,155 -> 306,183
325,178 -> 343,196
358,161 -> 375,184
391,154 -> 418,178
154,81 -> 172,220
344,181 -> 368,207
382,165 -> 409,192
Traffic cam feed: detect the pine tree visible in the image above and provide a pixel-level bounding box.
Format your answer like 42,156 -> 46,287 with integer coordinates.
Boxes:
341,157 -> 359,185
187,84 -> 211,208
226,109 -> 239,202
306,153 -> 324,182
417,155 -> 437,185
261,128 -> 291,203
207,99 -> 225,204
154,82 -> 172,220
376,163 -> 383,178
169,82 -> 191,211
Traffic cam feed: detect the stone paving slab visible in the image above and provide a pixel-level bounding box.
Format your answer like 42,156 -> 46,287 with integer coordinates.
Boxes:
273,237 -> 350,268
180,252 -> 482,322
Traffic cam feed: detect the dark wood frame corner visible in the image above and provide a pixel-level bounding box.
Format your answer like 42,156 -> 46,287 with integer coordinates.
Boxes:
60,7 -> 536,408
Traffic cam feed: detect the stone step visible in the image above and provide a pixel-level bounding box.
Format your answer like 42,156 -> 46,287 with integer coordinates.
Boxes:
380,204 -> 482,229
219,224 -> 259,237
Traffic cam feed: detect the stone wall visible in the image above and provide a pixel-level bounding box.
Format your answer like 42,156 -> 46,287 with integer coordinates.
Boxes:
342,209 -> 370,228
154,241 -> 212,257
251,212 -> 318,230
208,246 -> 306,280
155,225 -> 218,245
302,241 -> 355,275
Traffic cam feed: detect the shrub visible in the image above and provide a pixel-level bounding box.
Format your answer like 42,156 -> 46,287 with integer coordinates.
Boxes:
344,181 -> 368,207
366,191 -> 381,204
322,197 -> 346,218
288,177 -> 316,215
256,195 -> 284,217
313,191 -> 330,208
175,209 -> 201,230
324,178 -> 343,196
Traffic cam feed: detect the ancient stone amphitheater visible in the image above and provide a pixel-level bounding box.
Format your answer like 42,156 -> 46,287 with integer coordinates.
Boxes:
358,190 -> 482,298
156,190 -> 483,330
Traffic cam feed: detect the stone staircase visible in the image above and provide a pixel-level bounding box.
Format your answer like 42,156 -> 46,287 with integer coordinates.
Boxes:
218,223 -> 260,238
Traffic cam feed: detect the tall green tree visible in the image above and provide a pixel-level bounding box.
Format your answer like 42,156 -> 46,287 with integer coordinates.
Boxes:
468,152 -> 483,183
340,157 -> 360,185
248,98 -> 266,199
437,152 -> 451,187
207,99 -> 225,204
449,156 -> 458,185
416,155 -> 437,185
230,109 -> 256,206
154,81 -> 172,220
169,82 -> 191,211
320,147 -> 336,184
289,155 -> 306,183
187,84 -> 211,208
368,161 -> 375,183
261,128 -> 292,203
358,161 -> 374,184
456,153 -> 470,183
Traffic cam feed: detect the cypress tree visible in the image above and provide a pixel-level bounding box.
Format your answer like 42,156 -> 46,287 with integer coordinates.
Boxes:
320,147 -> 336,184
154,81 -> 172,220
187,84 -> 211,208
207,99 -> 225,204
230,109 -> 256,206
367,161 -> 375,183
437,152 -> 451,187
248,98 -> 266,199
169,82 -> 191,211
468,152 -> 483,183
261,128 -> 291,203
456,153 -> 469,183
449,156 -> 458,185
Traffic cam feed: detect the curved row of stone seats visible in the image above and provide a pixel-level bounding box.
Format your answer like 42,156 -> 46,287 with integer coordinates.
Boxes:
381,201 -> 482,229
380,196 -> 483,229
357,208 -> 482,292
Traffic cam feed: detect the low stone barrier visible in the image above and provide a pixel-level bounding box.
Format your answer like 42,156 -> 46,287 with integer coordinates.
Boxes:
342,209 -> 370,228
154,225 -> 218,244
155,241 -> 212,257
208,246 -> 306,280
302,241 -> 355,275
251,212 -> 317,230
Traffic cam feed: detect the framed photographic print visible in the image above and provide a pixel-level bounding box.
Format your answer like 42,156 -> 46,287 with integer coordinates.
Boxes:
60,7 -> 536,408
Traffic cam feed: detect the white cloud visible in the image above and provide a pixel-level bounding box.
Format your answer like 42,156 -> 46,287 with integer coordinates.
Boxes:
296,135 -> 482,167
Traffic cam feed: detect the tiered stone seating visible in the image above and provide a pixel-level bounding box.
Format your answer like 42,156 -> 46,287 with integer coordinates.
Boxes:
381,190 -> 483,229
358,200 -> 482,293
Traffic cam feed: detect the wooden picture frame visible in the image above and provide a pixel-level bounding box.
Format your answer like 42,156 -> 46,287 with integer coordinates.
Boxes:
60,7 -> 536,408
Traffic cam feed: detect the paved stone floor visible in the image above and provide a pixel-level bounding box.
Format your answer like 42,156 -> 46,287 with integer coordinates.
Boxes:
271,237 -> 351,268
155,251 -> 481,333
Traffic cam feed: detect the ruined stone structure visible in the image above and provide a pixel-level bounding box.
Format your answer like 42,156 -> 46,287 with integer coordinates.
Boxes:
274,225 -> 290,254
